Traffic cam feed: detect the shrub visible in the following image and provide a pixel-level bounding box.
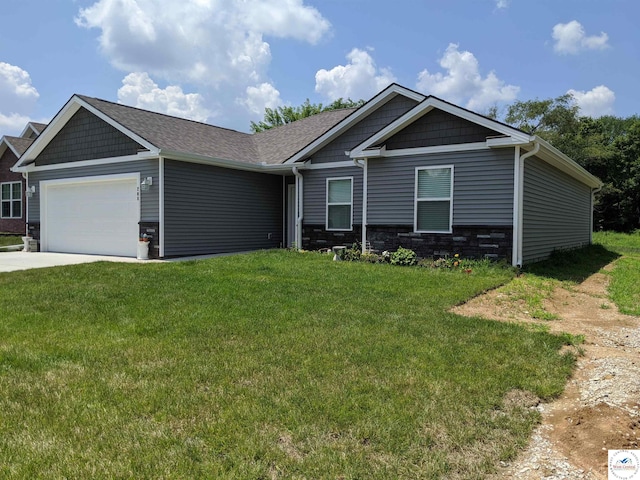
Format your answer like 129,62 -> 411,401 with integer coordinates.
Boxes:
361,252 -> 385,264
390,247 -> 417,266
341,243 -> 362,261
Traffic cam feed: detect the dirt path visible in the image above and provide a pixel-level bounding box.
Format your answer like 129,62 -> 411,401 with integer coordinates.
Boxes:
452,263 -> 640,479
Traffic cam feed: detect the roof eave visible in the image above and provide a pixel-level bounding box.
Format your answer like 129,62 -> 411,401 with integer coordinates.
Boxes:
532,136 -> 602,189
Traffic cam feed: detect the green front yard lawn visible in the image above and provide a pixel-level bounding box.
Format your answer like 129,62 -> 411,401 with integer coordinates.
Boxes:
0,250 -> 576,478
0,235 -> 22,247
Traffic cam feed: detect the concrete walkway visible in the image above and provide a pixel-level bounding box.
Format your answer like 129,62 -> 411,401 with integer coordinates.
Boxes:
0,250 -> 254,272
0,251 -> 153,273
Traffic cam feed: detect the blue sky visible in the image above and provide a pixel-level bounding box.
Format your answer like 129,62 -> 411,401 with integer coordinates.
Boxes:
1,0 -> 638,135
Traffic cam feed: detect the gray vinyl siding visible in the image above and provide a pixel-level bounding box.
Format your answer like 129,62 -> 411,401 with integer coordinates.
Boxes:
27,159 -> 159,223
367,148 -> 514,226
35,107 -> 144,166
310,95 -> 418,164
522,157 -> 592,264
164,160 -> 282,256
302,166 -> 363,226
385,109 -> 499,149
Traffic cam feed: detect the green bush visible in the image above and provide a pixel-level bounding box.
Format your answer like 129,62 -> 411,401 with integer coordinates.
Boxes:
390,247 -> 417,266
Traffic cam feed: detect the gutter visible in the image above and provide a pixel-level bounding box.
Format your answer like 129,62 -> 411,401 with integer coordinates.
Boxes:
512,141 -> 540,268
292,166 -> 303,250
353,158 -> 368,251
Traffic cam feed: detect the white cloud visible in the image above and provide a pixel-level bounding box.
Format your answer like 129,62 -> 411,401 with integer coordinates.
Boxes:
495,0 -> 509,9
117,72 -> 212,122
552,21 -> 609,54
238,83 -> 283,116
315,48 -> 396,101
415,43 -> 519,111
76,0 -> 330,87
567,85 -> 615,117
0,62 -> 40,134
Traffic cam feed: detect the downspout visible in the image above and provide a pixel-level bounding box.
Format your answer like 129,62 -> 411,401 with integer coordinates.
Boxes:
353,158 -> 368,251
513,141 -> 540,267
22,172 -> 28,236
292,166 -> 303,250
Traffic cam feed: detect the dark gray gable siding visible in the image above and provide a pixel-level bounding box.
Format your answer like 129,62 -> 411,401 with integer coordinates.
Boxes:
35,107 -> 144,166
164,160 -> 282,256
310,95 -> 419,164
367,148 -> 515,226
384,108 -> 500,150
522,157 -> 592,264
302,166 -> 363,225
27,160 -> 159,222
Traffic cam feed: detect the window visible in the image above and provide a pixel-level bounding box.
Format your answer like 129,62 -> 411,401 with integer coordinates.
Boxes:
326,177 -> 353,231
1,182 -> 22,219
415,166 -> 453,233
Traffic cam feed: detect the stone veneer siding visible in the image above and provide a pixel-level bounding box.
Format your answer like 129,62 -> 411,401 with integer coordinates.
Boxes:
139,221 -> 160,259
304,224 -> 513,260
303,225 -> 362,250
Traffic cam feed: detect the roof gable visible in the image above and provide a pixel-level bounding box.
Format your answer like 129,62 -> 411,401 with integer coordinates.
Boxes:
284,84 -> 425,164
384,108 -> 500,150
34,106 -> 145,166
350,96 -> 531,158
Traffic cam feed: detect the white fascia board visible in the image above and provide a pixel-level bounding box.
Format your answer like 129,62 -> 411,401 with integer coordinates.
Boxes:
351,96 -> 531,158
302,160 -> 356,170
14,152 -> 160,173
532,137 -> 603,189
0,137 -> 21,159
15,95 -> 160,169
486,136 -> 535,147
19,123 -> 38,138
284,84 -> 425,165
352,142 -> 488,159
160,150 -> 284,174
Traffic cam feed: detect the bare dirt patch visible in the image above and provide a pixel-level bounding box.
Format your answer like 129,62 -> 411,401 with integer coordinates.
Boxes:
453,265 -> 640,480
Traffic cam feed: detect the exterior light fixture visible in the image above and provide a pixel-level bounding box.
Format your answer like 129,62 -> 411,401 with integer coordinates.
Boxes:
140,177 -> 153,191
25,185 -> 36,198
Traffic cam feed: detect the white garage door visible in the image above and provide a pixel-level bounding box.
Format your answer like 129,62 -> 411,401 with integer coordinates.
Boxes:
42,176 -> 139,257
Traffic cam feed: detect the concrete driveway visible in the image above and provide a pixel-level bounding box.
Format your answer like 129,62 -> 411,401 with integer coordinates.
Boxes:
0,252 -> 151,273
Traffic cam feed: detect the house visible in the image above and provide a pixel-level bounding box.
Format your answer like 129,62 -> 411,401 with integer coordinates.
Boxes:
0,122 -> 47,234
11,84 -> 602,265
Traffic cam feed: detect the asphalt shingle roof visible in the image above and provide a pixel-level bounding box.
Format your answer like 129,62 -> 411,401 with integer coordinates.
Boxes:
4,136 -> 34,156
29,123 -> 48,135
253,108 -> 356,165
78,95 -> 354,165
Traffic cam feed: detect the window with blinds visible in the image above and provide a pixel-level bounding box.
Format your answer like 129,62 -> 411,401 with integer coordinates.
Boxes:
326,177 -> 353,231
414,166 -> 453,233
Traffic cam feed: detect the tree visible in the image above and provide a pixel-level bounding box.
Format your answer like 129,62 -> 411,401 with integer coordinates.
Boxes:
502,95 -> 640,232
250,98 -> 365,133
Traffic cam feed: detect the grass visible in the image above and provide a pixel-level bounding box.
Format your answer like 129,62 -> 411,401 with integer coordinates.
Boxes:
0,250 -> 577,478
594,231 -> 640,315
0,235 -> 22,247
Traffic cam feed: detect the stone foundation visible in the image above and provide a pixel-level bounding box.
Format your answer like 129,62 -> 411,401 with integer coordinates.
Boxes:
303,224 -> 513,260
368,225 -> 513,260
302,225 -> 362,251
139,221 -> 160,259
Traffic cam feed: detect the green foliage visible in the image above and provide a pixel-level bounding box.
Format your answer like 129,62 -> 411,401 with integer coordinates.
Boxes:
0,235 -> 23,247
339,243 -> 362,261
389,246 -> 417,266
501,92 -> 640,232
250,98 -> 366,133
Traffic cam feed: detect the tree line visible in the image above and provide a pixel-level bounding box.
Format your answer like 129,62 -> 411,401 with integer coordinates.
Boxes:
252,95 -> 639,232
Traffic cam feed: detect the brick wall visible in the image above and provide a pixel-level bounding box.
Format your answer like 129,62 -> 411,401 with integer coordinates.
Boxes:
0,148 -> 26,234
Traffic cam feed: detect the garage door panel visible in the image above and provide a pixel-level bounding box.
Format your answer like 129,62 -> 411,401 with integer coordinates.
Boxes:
43,178 -> 139,257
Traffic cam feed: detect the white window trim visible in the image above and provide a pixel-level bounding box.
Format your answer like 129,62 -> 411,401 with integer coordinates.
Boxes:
326,176 -> 353,231
1,181 -> 22,219
414,165 -> 454,234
